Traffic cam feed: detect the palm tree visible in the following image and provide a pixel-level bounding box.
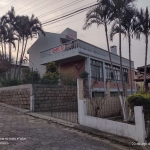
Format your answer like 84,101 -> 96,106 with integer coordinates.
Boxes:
83,3 -> 120,94
16,15 -> 45,78
82,2 -> 131,119
5,7 -> 16,64
100,0 -> 136,98
110,8 -> 137,95
134,7 -> 150,92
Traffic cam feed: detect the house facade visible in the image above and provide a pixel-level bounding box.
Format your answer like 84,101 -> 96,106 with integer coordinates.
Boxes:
134,64 -> 150,92
28,28 -> 136,96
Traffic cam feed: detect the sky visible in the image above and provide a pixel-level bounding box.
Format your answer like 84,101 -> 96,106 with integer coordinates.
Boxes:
0,0 -> 150,68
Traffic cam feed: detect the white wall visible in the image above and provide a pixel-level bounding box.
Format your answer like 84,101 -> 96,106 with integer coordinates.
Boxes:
77,79 -> 147,143
28,32 -> 66,76
78,100 -> 137,140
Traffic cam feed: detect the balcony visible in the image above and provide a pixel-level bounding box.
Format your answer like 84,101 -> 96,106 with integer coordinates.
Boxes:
40,39 -> 133,68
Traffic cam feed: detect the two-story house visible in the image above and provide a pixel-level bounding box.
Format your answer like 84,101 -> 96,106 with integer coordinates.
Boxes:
27,28 -> 136,96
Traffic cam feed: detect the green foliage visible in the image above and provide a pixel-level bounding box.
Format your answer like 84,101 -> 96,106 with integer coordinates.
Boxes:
127,93 -> 150,111
46,62 -> 57,73
22,68 -> 41,84
41,62 -> 59,84
79,71 -> 89,80
0,79 -> 21,87
60,74 -> 77,86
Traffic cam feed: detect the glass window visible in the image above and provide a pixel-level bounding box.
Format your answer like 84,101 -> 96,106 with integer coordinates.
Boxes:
92,92 -> 105,97
105,64 -> 128,82
91,59 -> 103,81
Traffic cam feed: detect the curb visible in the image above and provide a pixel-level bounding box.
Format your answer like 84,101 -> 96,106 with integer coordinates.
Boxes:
0,103 -> 149,150
0,102 -> 30,114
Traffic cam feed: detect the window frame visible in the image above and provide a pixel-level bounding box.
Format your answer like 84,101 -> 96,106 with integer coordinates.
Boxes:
91,59 -> 104,81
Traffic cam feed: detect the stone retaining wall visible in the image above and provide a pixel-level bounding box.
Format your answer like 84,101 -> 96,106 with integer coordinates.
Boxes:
0,84 -> 31,109
34,85 -> 77,112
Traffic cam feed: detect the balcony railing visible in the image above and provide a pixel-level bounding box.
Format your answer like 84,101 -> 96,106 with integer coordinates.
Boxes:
40,39 -> 132,66
40,39 -> 107,58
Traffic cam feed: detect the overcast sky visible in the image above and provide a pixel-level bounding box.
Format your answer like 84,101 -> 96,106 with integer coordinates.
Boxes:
0,0 -> 150,68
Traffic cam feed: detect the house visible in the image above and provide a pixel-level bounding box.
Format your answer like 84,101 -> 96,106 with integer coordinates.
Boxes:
27,28 -> 136,96
134,64 -> 150,92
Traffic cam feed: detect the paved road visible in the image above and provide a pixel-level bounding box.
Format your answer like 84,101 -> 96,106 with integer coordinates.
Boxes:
0,106 -> 128,150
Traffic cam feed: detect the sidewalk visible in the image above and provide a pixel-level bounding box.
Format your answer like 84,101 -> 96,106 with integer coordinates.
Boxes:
0,102 -> 149,150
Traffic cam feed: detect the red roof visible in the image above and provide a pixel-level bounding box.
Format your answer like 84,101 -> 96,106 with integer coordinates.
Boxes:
134,73 -> 150,82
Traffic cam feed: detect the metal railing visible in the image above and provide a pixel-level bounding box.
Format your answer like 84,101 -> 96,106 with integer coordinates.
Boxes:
40,39 -> 107,59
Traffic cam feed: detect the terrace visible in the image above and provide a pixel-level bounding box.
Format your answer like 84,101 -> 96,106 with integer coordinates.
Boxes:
40,39 -> 134,68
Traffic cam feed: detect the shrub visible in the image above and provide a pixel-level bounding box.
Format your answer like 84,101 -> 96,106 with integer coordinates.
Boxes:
1,79 -> 21,87
40,62 -> 59,85
22,68 -> 41,84
127,93 -> 150,111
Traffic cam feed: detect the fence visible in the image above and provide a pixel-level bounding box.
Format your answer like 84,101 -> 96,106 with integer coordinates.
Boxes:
77,78 -> 147,143
86,96 -> 122,118
33,84 -> 78,123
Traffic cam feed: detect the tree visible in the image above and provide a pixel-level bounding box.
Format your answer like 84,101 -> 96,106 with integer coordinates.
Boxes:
83,1 -> 135,120
99,0 -> 136,121
15,15 -> 45,78
110,8 -> 137,95
83,2 -> 120,95
134,7 -> 150,92
41,62 -> 59,84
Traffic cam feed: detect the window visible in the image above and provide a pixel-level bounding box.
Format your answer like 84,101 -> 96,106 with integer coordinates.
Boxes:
105,64 -> 128,82
123,68 -> 128,82
105,64 -> 120,81
91,59 -> 103,81
110,92 -> 123,97
92,92 -> 105,97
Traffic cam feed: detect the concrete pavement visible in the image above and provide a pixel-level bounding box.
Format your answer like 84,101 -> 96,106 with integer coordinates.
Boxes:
0,105 -> 132,150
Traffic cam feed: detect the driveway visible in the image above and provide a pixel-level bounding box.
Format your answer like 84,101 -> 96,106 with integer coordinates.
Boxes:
0,105 -> 129,150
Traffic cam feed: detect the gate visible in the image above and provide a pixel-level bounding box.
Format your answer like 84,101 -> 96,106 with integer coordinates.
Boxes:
34,84 -> 78,123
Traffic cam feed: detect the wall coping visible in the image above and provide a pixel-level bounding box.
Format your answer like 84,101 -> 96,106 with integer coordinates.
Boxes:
0,84 -> 32,91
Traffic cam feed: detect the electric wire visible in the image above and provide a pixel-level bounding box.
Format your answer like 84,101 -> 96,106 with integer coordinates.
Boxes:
17,0 -> 38,11
39,1 -> 96,22
19,0 -> 63,14
42,3 -> 98,25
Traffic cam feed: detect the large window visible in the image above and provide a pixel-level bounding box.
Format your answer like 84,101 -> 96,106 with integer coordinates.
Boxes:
105,64 -> 128,82
92,92 -> 105,97
91,59 -> 103,81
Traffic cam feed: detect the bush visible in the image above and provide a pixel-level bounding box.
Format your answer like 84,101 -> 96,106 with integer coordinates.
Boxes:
40,62 -> 59,85
1,79 -> 21,87
22,68 -> 41,84
127,93 -> 150,111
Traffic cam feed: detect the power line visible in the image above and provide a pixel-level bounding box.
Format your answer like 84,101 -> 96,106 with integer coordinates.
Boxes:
44,17 -> 84,30
40,1 -> 96,22
38,0 -> 84,18
0,0 -> 17,11
42,3 -> 98,25
17,0 -> 38,11
43,9 -> 86,27
19,0 -> 63,14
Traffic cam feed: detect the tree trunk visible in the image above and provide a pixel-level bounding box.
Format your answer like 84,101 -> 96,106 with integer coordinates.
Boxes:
128,34 -> 133,95
1,42 -> 4,59
104,24 -> 120,94
4,42 -> 6,59
119,22 -> 128,121
105,24 -> 127,120
143,35 -> 148,92
8,42 -> 12,79
14,39 -> 20,79
16,37 -> 24,78
17,38 -> 28,78
9,42 -> 11,63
